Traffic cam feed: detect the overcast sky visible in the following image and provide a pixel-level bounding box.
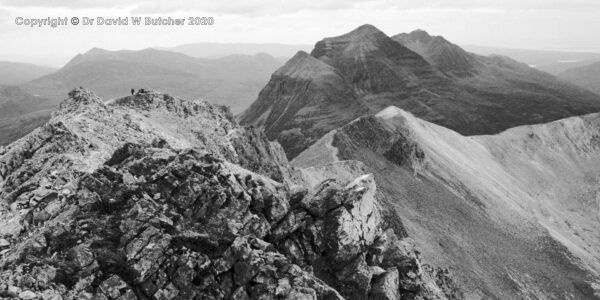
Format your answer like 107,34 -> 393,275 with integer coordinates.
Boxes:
1,0 -> 600,66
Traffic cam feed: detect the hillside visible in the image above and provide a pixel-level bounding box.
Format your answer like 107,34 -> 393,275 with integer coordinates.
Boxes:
559,61 -> 600,95
463,45 -> 600,75
292,107 -> 600,298
241,24 -> 600,159
0,85 -> 51,145
0,61 -> 56,85
0,88 -> 457,299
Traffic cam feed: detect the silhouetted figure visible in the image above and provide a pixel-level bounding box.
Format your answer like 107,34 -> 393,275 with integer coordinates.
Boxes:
131,89 -> 134,95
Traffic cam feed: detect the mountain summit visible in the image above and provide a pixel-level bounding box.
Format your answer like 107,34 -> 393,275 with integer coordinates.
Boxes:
311,24 -> 440,94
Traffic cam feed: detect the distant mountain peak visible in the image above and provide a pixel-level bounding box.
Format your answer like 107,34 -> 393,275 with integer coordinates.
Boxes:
392,29 -> 478,76
408,29 -> 433,41
345,24 -> 386,38
84,47 -> 110,55
273,50 -> 337,79
396,29 -> 450,46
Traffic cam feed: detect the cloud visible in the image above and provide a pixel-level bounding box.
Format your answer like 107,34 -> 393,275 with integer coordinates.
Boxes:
129,0 -> 376,15
1,0 -> 600,16
0,0 -> 124,8
0,0 -> 373,14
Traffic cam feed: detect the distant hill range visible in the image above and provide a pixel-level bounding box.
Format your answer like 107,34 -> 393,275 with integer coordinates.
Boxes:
463,44 -> 600,75
22,48 -> 283,114
0,61 -> 56,85
0,48 -> 284,145
240,25 -> 600,158
559,61 -> 600,95
157,42 -> 312,60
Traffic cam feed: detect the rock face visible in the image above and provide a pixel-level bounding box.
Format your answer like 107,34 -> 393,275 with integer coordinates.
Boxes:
292,106 -> 600,298
0,89 -> 457,299
241,24 -> 600,159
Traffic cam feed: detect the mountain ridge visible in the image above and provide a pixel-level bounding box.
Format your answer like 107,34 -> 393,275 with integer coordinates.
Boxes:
241,24 -> 600,159
0,88 -> 458,299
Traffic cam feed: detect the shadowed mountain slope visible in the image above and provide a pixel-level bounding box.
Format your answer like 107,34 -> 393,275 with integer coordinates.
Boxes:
239,51 -> 370,156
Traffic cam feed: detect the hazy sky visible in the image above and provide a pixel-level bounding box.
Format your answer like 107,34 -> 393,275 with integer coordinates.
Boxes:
1,0 -> 600,66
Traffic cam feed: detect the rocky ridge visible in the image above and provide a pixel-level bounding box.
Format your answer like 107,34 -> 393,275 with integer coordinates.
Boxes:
0,89 -> 458,299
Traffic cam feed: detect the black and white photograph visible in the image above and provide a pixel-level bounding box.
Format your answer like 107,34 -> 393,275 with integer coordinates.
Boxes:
1,0 -> 600,299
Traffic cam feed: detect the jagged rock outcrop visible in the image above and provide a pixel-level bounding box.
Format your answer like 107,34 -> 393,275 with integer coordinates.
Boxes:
0,89 -> 456,299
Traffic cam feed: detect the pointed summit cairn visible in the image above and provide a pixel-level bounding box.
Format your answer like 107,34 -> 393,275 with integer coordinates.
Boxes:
57,87 -> 106,115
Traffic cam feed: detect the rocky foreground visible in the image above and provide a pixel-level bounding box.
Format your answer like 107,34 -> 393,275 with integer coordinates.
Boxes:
0,89 -> 459,299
